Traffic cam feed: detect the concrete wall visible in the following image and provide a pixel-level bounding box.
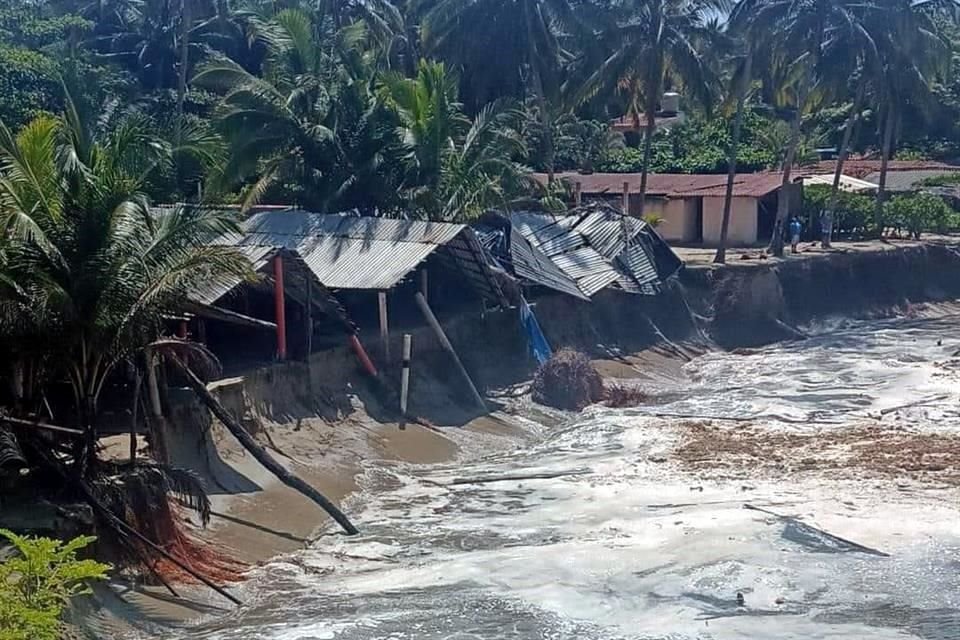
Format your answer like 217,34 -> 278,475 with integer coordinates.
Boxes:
702,196 -> 758,246
639,197 -> 698,242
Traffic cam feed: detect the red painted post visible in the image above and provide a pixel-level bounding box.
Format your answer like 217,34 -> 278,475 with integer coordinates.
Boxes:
274,255 -> 287,360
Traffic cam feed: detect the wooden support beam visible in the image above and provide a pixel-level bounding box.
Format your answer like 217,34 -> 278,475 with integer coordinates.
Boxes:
574,180 -> 582,206
378,291 -> 390,363
622,180 -> 630,215
305,275 -> 313,360
274,255 -> 287,360
420,269 -> 429,304
414,292 -> 486,413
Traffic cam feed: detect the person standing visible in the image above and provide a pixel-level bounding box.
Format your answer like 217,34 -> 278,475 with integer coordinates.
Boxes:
789,217 -> 802,254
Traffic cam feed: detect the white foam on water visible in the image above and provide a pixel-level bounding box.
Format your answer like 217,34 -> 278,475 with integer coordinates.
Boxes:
176,315 -> 960,640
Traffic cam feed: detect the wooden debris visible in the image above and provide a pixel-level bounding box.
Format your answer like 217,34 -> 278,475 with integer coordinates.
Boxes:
744,504 -> 890,557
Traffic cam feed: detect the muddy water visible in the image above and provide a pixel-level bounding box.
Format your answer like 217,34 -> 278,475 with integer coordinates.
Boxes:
183,315 -> 960,640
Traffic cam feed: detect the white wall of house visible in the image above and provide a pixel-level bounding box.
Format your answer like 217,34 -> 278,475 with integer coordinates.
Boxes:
643,198 -> 698,242
702,196 -> 759,245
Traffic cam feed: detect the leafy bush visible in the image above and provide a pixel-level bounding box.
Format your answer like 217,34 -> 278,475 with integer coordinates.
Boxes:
801,184 -> 874,238
884,193 -> 958,238
918,172 -> 960,187
0,530 -> 110,640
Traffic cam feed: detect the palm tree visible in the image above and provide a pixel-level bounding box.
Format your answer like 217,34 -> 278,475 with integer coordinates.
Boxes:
380,60 -> 529,220
195,8 -> 401,213
815,10 -> 879,248
578,0 -> 717,220
0,91 -> 252,477
379,60 -> 466,199
714,41 -> 754,264
867,0 -> 951,237
419,0 -> 579,181
736,0 -> 872,256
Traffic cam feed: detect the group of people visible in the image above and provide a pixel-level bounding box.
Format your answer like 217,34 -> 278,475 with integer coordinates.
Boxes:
786,211 -> 833,254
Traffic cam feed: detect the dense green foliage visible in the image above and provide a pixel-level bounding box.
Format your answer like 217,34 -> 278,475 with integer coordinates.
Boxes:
0,531 -> 110,640
0,0 -> 953,218
802,185 -> 960,238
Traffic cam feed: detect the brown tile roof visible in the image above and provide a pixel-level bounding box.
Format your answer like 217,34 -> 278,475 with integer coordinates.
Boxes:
539,172 -> 785,198
807,159 -> 958,179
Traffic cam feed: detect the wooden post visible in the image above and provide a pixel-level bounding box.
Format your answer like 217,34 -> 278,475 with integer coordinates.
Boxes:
574,180 -> 582,206
378,291 -> 390,362
274,255 -> 287,360
420,269 -> 429,304
622,181 -> 630,215
414,292 -> 486,412
145,348 -> 163,419
399,334 -> 412,430
305,275 -> 313,360
349,334 -> 379,378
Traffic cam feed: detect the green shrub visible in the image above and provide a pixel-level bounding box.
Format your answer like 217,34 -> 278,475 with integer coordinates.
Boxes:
884,192 -> 958,238
0,530 -> 110,640
801,184 -> 874,238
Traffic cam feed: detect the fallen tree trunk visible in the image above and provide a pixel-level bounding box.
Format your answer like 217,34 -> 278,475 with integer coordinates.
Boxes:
175,362 -> 359,536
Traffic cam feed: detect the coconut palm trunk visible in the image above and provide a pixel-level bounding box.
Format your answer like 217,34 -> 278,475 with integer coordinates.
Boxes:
715,51 -> 753,264
822,81 -> 866,247
875,105 -> 895,238
637,103 -> 657,220
524,3 -> 555,183
176,0 -> 191,136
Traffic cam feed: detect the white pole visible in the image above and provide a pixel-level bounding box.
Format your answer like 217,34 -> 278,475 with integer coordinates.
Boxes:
399,334 -> 412,430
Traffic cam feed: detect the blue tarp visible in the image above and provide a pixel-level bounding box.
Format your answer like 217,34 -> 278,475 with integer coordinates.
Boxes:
520,297 -> 552,365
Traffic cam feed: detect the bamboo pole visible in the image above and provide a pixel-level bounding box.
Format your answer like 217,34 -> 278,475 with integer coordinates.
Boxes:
175,362 -> 359,536
414,292 -> 486,412
1,416 -> 84,436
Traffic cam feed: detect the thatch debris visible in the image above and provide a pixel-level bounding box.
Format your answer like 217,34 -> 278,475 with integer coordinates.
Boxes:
675,420 -> 960,486
531,349 -> 604,410
603,383 -> 649,407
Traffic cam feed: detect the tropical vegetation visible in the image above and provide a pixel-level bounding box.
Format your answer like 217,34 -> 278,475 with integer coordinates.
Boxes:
0,531 -> 109,640
3,1 -> 960,616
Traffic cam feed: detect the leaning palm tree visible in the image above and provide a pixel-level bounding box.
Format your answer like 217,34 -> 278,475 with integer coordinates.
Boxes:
577,0 -> 718,220
0,93 -> 253,477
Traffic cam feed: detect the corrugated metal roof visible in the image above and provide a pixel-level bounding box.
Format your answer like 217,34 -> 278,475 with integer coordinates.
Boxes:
860,170 -> 960,193
506,206 -> 681,298
810,159 -> 958,179
189,244 -> 277,305
235,210 -> 505,303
